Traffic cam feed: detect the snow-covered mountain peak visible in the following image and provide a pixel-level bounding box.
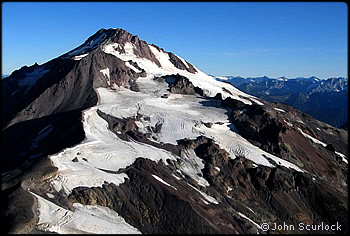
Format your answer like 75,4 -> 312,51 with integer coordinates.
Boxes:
59,28 -> 263,104
2,27 -> 348,234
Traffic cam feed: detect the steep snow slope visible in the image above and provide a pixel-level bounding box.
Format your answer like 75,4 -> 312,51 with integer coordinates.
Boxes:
30,191 -> 141,234
102,42 -> 261,104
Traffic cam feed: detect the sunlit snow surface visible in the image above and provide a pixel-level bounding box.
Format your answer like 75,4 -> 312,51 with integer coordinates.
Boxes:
49,75 -> 303,197
30,192 -> 141,234
152,174 -> 177,190
72,53 -> 89,60
103,42 -> 257,103
33,40 -> 308,232
274,107 -> 286,112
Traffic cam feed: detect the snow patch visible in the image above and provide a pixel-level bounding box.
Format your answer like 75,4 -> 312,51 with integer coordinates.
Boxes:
298,128 -> 347,164
188,184 -> 219,204
152,174 -> 177,190
226,186 -> 233,195
249,97 -> 264,105
100,68 -> 110,85
335,151 -> 348,164
196,122 -> 304,172
72,53 -> 89,60
297,128 -> 326,147
125,61 -> 142,73
274,107 -> 286,112
284,120 -> 293,127
68,33 -> 106,57
177,55 -> 190,68
239,108 -> 247,114
237,212 -> 262,230
172,173 -> 182,180
30,191 -> 141,234
100,68 -> 110,79
179,149 -> 210,187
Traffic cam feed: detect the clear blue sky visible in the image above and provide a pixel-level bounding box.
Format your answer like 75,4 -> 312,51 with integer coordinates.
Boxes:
2,2 -> 348,79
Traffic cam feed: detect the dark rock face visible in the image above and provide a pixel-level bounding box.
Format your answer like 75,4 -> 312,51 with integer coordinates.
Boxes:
1,183 -> 36,234
167,52 -> 197,73
232,104 -> 285,154
2,59 -> 78,128
68,134 -> 348,234
161,74 -> 204,96
179,136 -> 348,233
90,51 -> 145,91
1,109 -> 85,174
69,158 -> 252,234
2,51 -> 146,129
106,28 -> 162,68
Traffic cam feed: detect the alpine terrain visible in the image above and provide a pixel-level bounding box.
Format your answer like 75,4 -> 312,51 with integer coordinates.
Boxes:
214,76 -> 348,128
1,28 -> 348,234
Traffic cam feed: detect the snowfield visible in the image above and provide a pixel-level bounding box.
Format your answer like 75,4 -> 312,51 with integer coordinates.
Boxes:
103,42 -> 259,103
31,39 -> 308,232
48,73 -> 304,200
195,122 -> 304,172
30,191 -> 141,234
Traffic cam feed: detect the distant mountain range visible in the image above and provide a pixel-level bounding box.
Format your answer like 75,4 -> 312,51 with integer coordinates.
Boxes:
213,75 -> 348,128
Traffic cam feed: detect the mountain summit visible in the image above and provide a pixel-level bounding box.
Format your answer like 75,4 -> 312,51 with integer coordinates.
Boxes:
2,28 -> 252,129
1,28 -> 348,234
61,27 -> 198,74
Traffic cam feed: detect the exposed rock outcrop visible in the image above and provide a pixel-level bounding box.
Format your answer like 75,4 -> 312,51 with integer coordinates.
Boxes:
69,157 -> 255,234
160,74 -> 204,96
167,52 -> 197,73
179,136 -> 348,233
96,109 -> 181,156
216,93 -> 347,191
